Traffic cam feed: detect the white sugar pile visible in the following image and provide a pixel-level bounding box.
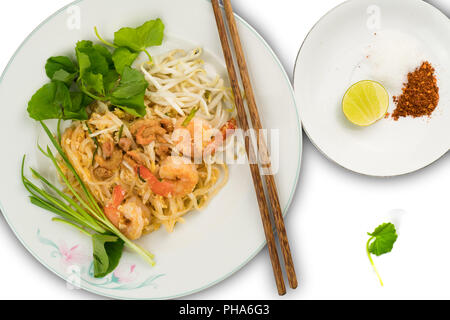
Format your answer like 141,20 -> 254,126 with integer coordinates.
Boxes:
353,29 -> 426,96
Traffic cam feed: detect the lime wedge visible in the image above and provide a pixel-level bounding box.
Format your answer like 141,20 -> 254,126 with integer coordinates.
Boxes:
342,80 -> 389,126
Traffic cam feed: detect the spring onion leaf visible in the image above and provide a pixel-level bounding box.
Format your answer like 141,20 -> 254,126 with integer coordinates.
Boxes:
182,107 -> 200,127
366,222 -> 398,286
137,167 -> 146,183
118,124 -> 124,140
53,218 -> 92,237
86,122 -> 100,165
57,119 -> 62,145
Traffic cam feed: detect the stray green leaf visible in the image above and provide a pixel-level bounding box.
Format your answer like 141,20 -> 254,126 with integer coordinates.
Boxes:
366,222 -> 398,286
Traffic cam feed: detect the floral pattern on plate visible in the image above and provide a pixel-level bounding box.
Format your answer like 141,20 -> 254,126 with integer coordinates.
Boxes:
37,229 -> 165,290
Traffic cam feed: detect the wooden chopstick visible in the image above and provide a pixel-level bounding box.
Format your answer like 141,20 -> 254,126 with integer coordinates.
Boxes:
211,0 -> 289,295
221,0 -> 298,290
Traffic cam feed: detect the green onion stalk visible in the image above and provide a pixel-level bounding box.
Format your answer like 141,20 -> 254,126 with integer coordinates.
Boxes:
22,121 -> 155,267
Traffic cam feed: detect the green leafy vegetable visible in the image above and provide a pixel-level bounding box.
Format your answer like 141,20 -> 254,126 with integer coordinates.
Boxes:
103,69 -> 120,94
65,91 -> 92,120
27,81 -> 89,121
27,82 -> 66,120
368,223 -> 398,256
75,41 -> 112,99
74,42 -> 148,112
110,66 -> 148,117
45,56 -> 78,86
76,40 -> 111,76
112,47 -> 140,75
366,222 -> 398,286
28,19 -> 164,121
92,234 -> 124,278
114,18 -> 164,61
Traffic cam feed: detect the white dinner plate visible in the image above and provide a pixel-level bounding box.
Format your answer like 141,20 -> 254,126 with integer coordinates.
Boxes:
0,0 -> 301,299
294,0 -> 449,176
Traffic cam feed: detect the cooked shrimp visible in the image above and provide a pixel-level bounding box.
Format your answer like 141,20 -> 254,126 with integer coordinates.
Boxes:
220,119 -> 237,140
126,150 -> 145,165
101,140 -> 114,159
118,137 -> 132,152
104,185 -> 126,228
93,167 -> 113,180
173,118 -> 236,159
104,186 -> 150,240
160,118 -> 174,133
159,156 -> 199,196
137,156 -> 199,197
131,119 -> 166,145
173,117 -> 215,158
117,196 -> 151,240
95,148 -> 123,170
207,119 -> 237,153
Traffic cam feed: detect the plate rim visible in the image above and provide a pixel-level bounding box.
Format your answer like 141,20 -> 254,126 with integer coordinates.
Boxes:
0,0 -> 303,299
293,0 -> 449,178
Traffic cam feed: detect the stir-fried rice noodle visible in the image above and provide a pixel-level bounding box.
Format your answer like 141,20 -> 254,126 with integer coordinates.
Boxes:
59,48 -> 236,238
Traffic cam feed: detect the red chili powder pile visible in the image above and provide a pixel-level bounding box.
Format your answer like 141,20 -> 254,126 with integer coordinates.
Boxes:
392,61 -> 439,121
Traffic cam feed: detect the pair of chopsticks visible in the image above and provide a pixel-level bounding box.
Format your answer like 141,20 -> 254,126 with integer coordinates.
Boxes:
211,0 -> 298,295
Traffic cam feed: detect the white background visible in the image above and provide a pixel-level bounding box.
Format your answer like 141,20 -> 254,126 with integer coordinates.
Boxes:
0,0 -> 448,300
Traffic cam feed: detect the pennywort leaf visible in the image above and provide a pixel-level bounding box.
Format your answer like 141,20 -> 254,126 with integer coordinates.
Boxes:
45,56 -> 78,86
368,223 -> 398,256
366,222 -> 398,286
112,47 -> 140,75
27,81 -> 91,121
114,18 -> 164,61
27,82 -> 65,120
75,40 -> 111,76
110,66 -> 148,117
65,92 -> 92,120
